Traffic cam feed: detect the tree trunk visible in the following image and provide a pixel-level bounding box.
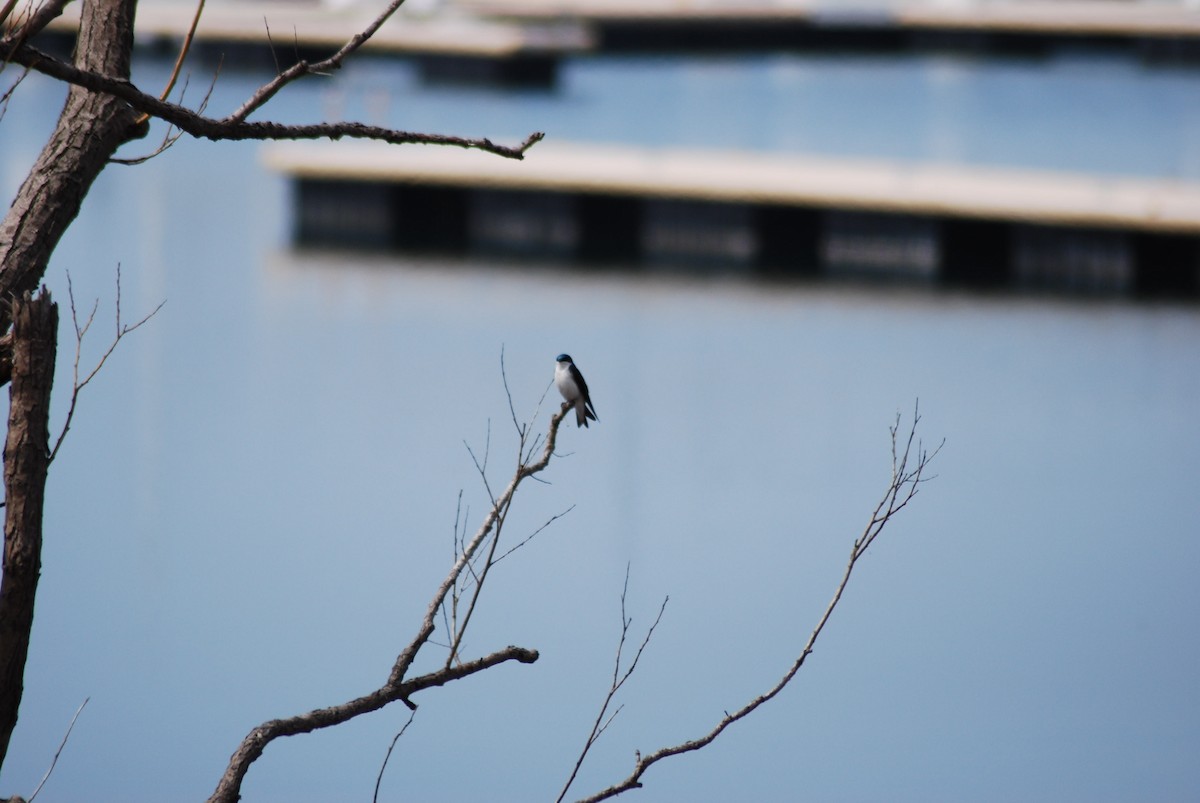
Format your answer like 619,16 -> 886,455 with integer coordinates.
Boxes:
0,0 -> 144,313
0,0 -> 141,771
0,290 -> 58,767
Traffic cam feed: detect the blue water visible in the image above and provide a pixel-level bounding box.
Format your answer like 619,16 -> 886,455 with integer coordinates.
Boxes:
2,45 -> 1199,803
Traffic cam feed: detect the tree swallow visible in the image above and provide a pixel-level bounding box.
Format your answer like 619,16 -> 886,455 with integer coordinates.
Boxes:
555,354 -> 598,428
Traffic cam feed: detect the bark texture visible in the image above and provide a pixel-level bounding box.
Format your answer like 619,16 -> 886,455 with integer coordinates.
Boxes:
0,0 -> 141,771
0,0 -> 144,322
0,290 -> 58,767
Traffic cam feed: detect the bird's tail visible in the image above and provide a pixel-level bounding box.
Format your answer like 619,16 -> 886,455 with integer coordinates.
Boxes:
576,401 -> 597,428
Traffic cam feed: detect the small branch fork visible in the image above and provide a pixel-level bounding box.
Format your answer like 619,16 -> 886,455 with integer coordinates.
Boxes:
112,0 -> 218,165
441,348 -> 569,666
1,0 -> 544,160
572,403 -> 942,803
209,359 -> 575,803
48,268 -> 165,464
558,566 -> 668,803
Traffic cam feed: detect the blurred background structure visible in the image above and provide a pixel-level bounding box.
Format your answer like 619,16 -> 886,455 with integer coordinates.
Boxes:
3,0 -> 1200,800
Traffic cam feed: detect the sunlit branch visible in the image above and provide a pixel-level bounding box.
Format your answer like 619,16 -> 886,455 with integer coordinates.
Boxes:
5,42 -> 544,159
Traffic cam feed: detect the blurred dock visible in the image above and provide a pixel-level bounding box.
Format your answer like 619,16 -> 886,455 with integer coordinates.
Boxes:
23,0 -> 1200,86
29,0 -> 592,84
456,0 -> 1200,37
453,0 -> 1200,54
264,140 -> 1200,296
35,1 -> 592,56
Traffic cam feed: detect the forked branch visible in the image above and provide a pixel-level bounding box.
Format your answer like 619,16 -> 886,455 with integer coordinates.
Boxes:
441,357 -> 572,666
209,395 -> 572,803
2,4 -> 544,160
49,268 -> 165,464
574,404 -> 941,802
558,566 -> 668,803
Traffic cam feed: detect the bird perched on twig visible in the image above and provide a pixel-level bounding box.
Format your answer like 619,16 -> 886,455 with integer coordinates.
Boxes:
555,353 -> 598,428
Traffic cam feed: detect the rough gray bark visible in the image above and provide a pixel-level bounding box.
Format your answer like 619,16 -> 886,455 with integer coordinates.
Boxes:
0,290 -> 58,768
0,0 -> 145,324
0,0 -> 142,771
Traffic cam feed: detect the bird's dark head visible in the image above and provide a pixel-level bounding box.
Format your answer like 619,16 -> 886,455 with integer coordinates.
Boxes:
556,354 -> 572,364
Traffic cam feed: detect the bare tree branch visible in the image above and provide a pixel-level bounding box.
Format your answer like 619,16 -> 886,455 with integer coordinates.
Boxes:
209,394 -> 573,803
156,0 -> 205,108
3,28 -> 544,160
0,62 -> 30,124
574,405 -> 941,803
493,504 -> 574,565
444,353 -> 572,666
109,0 -> 209,166
0,0 -> 145,333
208,644 -> 538,803
372,709 -> 416,803
558,566 -> 668,803
27,696 -> 88,803
0,0 -> 19,32
0,289 -> 58,768
48,268 -> 165,465
227,0 -> 412,125
0,0 -> 70,58
122,56 -> 223,165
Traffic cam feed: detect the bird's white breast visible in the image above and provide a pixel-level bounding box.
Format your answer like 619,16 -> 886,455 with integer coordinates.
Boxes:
555,362 -> 580,402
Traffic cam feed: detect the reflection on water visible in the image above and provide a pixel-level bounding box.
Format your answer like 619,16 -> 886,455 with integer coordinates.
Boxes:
3,48 -> 1200,803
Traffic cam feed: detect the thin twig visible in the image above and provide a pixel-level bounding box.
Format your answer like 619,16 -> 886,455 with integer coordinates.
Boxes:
492,504 -> 574,565
501,345 -> 525,439
440,490 -> 466,650
0,62 -> 30,122
226,0 -> 412,124
264,16 -> 279,77
1,0 -> 69,63
0,0 -> 20,31
372,709 -> 417,803
445,354 -> 564,666
50,267 -> 166,464
574,406 -> 940,803
161,0 -> 205,103
558,566 -> 668,803
444,490 -> 509,667
115,0 -> 212,164
28,696 -> 89,803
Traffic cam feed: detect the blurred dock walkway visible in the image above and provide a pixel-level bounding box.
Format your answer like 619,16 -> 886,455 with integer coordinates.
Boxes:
25,0 -> 1200,67
265,140 -> 1200,296
30,0 -> 592,70
457,0 -> 1200,38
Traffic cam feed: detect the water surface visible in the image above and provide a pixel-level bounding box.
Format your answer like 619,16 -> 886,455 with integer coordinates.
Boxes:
1,47 -> 1198,802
